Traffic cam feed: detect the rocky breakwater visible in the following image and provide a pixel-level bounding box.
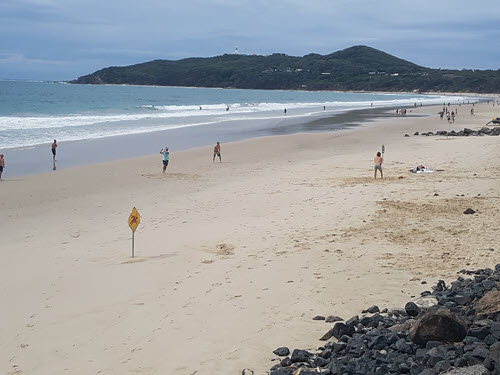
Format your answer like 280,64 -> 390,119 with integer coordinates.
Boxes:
268,265 -> 500,375
412,127 -> 500,137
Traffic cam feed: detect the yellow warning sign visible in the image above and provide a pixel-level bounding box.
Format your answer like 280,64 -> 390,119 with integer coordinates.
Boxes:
128,207 -> 140,232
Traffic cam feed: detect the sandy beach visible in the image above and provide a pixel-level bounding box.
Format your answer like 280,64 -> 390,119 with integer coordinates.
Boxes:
1,103 -> 499,375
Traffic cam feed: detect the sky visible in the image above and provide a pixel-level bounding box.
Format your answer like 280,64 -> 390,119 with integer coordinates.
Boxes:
1,0 -> 499,81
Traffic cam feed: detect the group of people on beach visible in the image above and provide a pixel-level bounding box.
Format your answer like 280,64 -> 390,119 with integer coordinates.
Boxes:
159,141 -> 222,173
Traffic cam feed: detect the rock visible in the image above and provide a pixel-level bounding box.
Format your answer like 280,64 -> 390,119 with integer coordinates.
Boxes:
273,347 -> 290,356
241,369 -> 254,375
409,309 -> 468,345
414,131 -> 419,135
490,342 -> 500,363
405,302 -> 421,317
290,348 -> 311,363
312,315 -> 325,320
362,305 -> 380,314
476,291 -> 500,318
469,327 -> 490,340
414,295 -> 438,309
444,365 -> 489,375
404,134 -> 410,137
280,357 -> 292,367
325,315 -> 343,323
464,208 -> 476,215
434,359 -> 451,373
269,368 -> 293,375
345,315 -> 359,327
332,322 -> 355,339
464,128 -> 474,135
455,293 -> 474,305
319,328 -> 334,341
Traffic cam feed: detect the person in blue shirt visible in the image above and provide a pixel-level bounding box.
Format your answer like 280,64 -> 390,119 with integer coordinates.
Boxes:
160,147 -> 169,173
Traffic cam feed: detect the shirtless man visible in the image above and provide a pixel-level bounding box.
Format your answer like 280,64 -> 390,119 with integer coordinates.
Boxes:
213,142 -> 221,163
160,147 -> 169,173
51,139 -> 58,161
374,151 -> 383,179
0,154 -> 4,180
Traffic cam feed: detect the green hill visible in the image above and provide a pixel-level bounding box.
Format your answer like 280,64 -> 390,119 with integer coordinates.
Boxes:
71,45 -> 500,93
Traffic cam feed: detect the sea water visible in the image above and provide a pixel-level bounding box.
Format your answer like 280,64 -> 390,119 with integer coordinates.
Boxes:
0,80 -> 472,151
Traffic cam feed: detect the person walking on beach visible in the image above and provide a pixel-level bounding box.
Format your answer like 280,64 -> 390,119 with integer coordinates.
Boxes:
213,142 -> 221,163
374,152 -> 383,179
0,154 -> 4,180
51,139 -> 57,161
160,147 -> 169,173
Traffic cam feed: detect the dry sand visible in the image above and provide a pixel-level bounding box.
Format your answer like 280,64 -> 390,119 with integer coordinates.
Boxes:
1,103 -> 499,375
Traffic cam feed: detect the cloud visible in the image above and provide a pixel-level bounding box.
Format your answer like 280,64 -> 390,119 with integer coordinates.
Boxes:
1,0 -> 499,79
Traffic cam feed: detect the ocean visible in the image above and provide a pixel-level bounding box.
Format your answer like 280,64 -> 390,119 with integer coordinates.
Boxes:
0,80 -> 476,176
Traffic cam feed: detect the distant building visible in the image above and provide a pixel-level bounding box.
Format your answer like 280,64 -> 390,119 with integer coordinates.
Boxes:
234,47 -> 239,55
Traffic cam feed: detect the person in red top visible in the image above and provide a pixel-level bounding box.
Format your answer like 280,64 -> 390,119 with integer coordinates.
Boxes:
213,142 -> 221,163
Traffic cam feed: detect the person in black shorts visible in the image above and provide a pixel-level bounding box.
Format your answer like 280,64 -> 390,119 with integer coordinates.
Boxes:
213,142 -> 221,163
51,139 -> 57,161
0,154 -> 4,180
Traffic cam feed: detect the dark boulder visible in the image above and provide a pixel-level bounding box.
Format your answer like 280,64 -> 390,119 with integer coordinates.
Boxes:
332,322 -> 355,339
273,347 -> 290,356
405,302 -> 421,317
409,309 -> 468,345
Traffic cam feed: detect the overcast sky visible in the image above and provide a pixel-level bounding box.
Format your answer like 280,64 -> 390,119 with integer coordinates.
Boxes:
1,0 -> 499,81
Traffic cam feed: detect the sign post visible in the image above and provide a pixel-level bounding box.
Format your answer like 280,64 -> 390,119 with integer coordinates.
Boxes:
128,207 -> 140,257
382,144 -> 385,156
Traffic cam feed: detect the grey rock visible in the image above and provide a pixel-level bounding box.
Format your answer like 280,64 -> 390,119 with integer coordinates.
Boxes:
312,315 -> 325,320
273,347 -> 290,356
490,341 -> 500,363
325,315 -> 343,323
464,208 -> 476,215
444,365 -> 489,375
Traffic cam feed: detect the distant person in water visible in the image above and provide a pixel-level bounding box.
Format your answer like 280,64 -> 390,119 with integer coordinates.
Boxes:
0,154 -> 4,180
160,147 -> 169,173
374,152 -> 383,179
284,108 -> 287,115
213,142 -> 221,163
226,106 -> 229,111
51,139 -> 57,161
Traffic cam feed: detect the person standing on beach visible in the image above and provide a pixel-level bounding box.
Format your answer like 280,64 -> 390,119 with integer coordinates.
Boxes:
160,147 -> 169,173
0,154 -> 4,180
213,142 -> 221,163
374,152 -> 383,179
51,139 -> 57,161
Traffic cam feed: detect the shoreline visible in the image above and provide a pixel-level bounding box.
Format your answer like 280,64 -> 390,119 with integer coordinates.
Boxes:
1,105 -> 414,178
1,102 -> 499,375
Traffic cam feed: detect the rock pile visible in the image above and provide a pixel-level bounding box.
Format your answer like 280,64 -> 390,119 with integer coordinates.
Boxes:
418,127 -> 500,137
269,265 -> 500,375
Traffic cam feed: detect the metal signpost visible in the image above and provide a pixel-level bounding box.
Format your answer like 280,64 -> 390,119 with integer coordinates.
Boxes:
382,144 -> 385,157
128,207 -> 141,257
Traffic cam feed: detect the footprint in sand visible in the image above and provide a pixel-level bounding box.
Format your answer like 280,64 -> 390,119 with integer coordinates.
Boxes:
216,243 -> 235,256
